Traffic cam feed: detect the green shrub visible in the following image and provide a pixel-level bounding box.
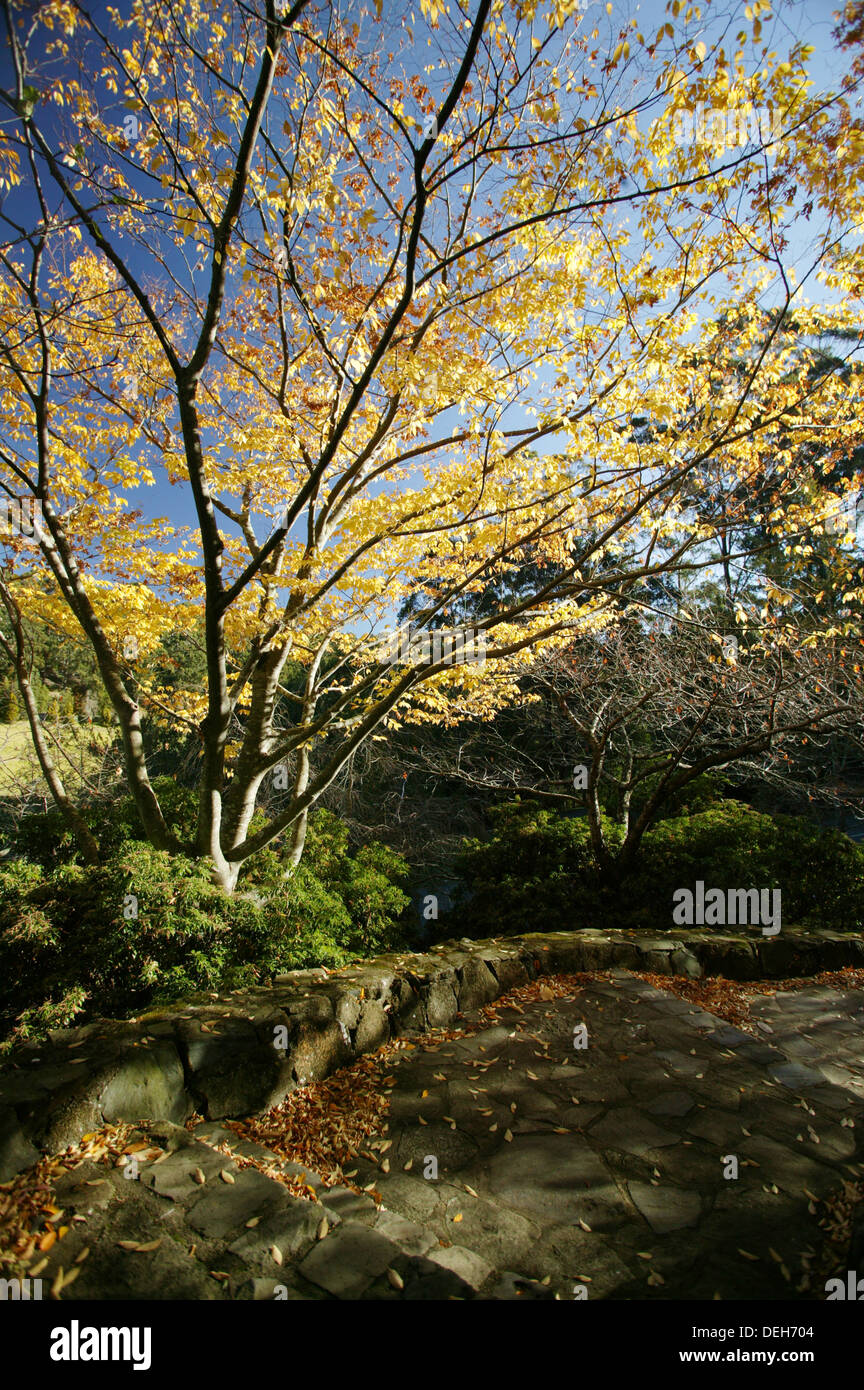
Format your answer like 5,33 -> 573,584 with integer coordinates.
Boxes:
14,777 -> 197,868
234,811 -> 411,972
294,810 -> 411,953
448,799 -> 864,938
450,801 -> 620,936
0,682 -> 19,724
630,802 -> 864,932
0,805 -> 410,1052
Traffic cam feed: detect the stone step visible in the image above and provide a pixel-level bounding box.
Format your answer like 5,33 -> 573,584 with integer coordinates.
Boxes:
19,1119 -> 492,1301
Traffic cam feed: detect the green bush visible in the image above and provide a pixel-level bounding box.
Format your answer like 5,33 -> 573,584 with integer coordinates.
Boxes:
230,811 -> 412,976
0,804 -> 410,1052
0,682 -> 19,724
450,801 -> 619,936
448,799 -> 864,938
14,777 -> 197,868
631,802 -> 864,933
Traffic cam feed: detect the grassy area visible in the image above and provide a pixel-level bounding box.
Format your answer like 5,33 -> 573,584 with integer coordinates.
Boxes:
0,720 -> 116,796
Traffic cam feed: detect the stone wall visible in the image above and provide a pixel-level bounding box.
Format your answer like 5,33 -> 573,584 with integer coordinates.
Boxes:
2,925 -> 862,1181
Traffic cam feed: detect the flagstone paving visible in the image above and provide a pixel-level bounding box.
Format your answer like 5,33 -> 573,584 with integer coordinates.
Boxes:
745,983 -> 864,1099
18,971 -> 863,1301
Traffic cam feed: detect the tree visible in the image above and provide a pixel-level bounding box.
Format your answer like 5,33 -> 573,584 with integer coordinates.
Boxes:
0,0 -> 863,890
410,613 -> 864,882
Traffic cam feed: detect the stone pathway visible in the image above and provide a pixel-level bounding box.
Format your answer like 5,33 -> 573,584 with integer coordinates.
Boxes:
20,972 -> 863,1301
745,983 -> 864,1100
